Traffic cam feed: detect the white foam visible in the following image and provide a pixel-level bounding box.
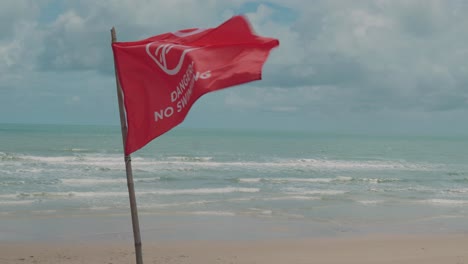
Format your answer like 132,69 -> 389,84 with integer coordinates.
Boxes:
9,187 -> 259,200
337,176 -> 354,181
239,176 -> 353,184
0,180 -> 25,186
61,178 -> 128,185
0,200 -> 35,205
290,159 -> 436,171
166,156 -> 213,162
70,148 -> 88,152
72,191 -> 130,198
12,154 -> 438,172
357,200 -> 384,205
0,194 -> 18,199
60,177 -> 159,186
300,190 -> 347,195
284,188 -> 347,196
360,178 -> 399,184
22,155 -> 76,163
227,197 -> 258,202
186,211 -> 235,216
140,200 -> 216,209
239,178 -> 262,183
275,177 -> 352,183
141,187 -> 260,195
422,199 -> 468,206
446,188 -> 468,194
16,168 -> 44,174
247,178 -> 332,183
19,155 -> 126,170
279,213 -> 305,219
16,191 -> 129,198
248,208 -> 273,215
261,196 -> 321,201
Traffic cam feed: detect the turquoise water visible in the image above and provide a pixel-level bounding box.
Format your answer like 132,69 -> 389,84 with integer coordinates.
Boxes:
1,124 -> 468,238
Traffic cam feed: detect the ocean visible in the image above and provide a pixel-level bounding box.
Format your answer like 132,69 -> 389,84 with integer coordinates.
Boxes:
1,123 -> 468,240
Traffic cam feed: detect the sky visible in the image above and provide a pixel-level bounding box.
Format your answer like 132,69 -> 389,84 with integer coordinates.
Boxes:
1,0 -> 467,135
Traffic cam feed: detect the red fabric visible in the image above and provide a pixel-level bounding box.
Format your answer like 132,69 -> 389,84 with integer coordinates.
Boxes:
112,16 -> 279,155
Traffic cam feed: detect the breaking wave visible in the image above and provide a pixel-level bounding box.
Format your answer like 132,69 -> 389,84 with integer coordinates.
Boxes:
1,153 -> 440,172
4,187 -> 260,200
238,176 -> 353,183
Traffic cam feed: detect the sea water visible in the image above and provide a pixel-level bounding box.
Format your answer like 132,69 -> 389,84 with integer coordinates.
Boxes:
1,124 -> 468,239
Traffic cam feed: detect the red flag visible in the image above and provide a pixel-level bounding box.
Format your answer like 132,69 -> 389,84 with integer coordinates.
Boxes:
112,16 -> 279,155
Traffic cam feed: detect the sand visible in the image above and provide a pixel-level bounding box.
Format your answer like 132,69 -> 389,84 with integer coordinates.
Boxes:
1,234 -> 467,264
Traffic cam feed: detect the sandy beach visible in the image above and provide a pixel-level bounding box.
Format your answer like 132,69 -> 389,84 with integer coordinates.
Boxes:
1,234 -> 467,264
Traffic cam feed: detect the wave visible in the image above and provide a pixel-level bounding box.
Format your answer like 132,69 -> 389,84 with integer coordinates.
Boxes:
60,177 -> 160,186
60,148 -> 91,153
238,176 -> 353,184
168,159 -> 438,171
140,187 -> 260,195
244,208 -> 305,219
61,178 -> 127,185
269,159 -> 438,171
0,180 -> 26,186
356,200 -> 384,205
16,168 -> 45,174
19,155 -> 132,170
6,187 -> 260,199
140,199 -> 218,209
185,211 -> 236,216
0,152 -> 23,161
0,200 -> 35,205
284,188 -> 347,196
238,178 -> 263,183
166,156 -> 213,162
1,153 -> 440,172
359,178 -> 400,184
247,208 -> 273,215
260,196 -> 321,201
14,191 -> 129,198
367,186 -> 439,194
294,190 -> 347,195
421,199 -> 468,206
0,194 -> 18,199
446,188 -> 468,194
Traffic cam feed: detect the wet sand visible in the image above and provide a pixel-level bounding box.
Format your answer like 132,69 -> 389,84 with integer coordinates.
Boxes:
1,234 -> 467,264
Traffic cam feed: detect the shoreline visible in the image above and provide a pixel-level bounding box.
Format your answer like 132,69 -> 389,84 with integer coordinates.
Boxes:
1,234 -> 467,264
2,212 -> 466,242
1,213 -> 467,263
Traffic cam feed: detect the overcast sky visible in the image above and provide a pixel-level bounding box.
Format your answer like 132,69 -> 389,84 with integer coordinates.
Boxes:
1,0 -> 467,135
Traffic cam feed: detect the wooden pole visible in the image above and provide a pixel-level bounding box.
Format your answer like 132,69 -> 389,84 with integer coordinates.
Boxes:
111,27 -> 144,264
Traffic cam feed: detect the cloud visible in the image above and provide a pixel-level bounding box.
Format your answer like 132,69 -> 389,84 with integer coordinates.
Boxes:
0,0 -> 40,40
1,0 -> 468,131
36,1 -> 247,73
0,1 -> 43,76
251,0 -> 468,113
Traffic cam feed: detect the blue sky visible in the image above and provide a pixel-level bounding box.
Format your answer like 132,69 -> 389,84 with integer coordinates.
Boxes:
1,0 -> 467,135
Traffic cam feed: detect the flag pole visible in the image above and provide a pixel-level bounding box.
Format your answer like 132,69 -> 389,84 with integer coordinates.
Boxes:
111,27 -> 144,264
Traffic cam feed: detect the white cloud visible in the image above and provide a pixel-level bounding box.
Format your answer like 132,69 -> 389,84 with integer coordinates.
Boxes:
0,0 -> 43,74
1,0 -> 468,130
